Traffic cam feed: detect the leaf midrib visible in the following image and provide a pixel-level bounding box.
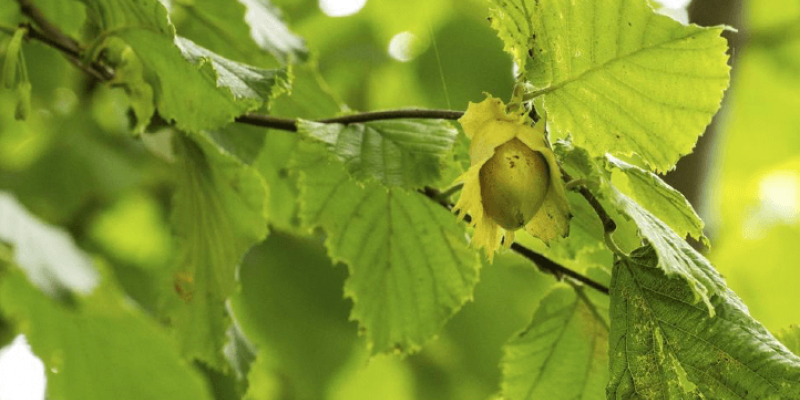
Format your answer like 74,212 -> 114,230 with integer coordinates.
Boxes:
528,29 -> 715,98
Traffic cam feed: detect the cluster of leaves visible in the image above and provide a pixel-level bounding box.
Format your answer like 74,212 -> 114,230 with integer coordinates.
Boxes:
0,0 -> 799,399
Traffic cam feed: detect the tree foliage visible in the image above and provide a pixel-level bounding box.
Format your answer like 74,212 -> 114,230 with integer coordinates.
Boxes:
0,0 -> 798,399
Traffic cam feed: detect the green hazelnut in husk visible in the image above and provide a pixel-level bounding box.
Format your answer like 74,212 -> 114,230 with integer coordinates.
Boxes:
479,138 -> 550,230
452,96 -> 570,260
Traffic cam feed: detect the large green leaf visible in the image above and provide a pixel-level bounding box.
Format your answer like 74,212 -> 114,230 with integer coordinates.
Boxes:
298,118 -> 458,189
0,270 -> 213,400
0,192 -> 98,297
79,0 -> 287,133
501,269 -> 609,400
608,246 -> 800,399
516,0 -> 729,172
295,142 -> 481,355
166,132 -> 268,367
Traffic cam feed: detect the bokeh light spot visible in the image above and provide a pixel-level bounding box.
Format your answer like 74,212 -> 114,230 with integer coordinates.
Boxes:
758,170 -> 800,221
0,335 -> 46,400
388,31 -> 426,62
319,0 -> 367,17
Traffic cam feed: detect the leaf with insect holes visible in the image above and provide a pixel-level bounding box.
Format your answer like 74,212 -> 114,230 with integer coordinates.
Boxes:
609,245 -> 800,399
486,0 -> 730,172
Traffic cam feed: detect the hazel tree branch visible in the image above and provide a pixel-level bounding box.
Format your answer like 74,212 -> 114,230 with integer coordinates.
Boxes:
236,109 -> 465,131
13,0 -> 114,81
14,2 -> 612,295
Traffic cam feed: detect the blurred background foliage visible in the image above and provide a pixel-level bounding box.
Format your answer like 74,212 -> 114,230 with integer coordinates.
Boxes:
0,0 -> 798,399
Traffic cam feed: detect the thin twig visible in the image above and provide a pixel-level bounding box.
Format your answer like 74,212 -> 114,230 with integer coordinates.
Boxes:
20,24 -> 112,81
577,185 -> 616,234
13,13 -> 462,127
510,243 -> 609,295
235,114 -> 299,131
14,0 -> 114,81
317,109 -> 464,124
16,0 -> 80,52
562,170 -> 616,234
562,171 -> 628,258
237,109 -> 464,131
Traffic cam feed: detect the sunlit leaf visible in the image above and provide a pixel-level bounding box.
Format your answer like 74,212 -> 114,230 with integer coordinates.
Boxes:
295,142 -> 481,355
175,36 -> 288,105
524,0 -> 730,172
609,245 -> 800,399
171,0 -> 305,67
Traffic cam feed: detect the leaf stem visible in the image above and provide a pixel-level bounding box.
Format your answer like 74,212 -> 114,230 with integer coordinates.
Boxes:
563,172 -> 629,259
436,183 -> 463,201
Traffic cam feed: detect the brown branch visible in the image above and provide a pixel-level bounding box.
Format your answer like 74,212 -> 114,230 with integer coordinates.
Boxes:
237,109 -> 464,131
16,0 -> 79,52
20,24 -> 112,81
15,0 -> 114,81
